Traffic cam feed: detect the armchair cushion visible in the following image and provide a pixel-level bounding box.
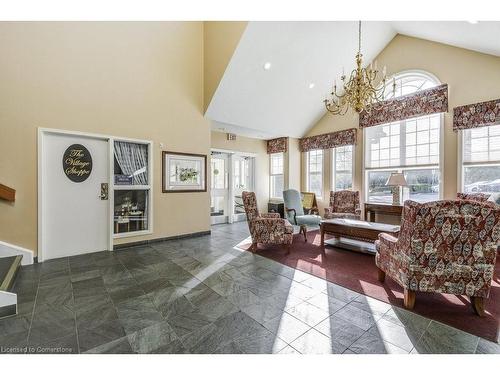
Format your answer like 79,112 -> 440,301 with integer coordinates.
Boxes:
262,212 -> 281,219
295,214 -> 322,226
251,218 -> 293,244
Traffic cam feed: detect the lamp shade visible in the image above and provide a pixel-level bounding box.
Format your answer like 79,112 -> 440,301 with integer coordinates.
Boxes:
386,172 -> 408,187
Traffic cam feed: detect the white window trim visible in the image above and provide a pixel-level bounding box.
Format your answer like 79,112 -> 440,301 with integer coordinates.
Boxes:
331,145 -> 355,192
269,152 -> 284,201
457,126 -> 500,194
112,138 -> 154,239
362,71 -> 443,205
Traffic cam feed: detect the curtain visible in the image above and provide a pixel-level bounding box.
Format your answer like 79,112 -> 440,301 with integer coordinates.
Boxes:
453,98 -> 500,131
267,137 -> 288,154
299,128 -> 357,152
359,84 -> 448,129
114,141 -> 148,185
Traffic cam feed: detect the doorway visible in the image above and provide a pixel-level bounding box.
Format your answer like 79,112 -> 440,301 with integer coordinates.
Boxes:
210,150 -> 255,225
39,130 -> 110,261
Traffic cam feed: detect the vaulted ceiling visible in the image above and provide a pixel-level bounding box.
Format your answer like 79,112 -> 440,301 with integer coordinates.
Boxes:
206,21 -> 500,140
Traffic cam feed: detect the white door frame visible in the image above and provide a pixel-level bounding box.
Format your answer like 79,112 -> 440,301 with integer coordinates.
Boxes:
37,127 -> 153,262
210,148 -> 257,224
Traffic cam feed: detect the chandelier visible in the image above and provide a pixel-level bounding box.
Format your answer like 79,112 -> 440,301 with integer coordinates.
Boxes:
324,21 -> 395,115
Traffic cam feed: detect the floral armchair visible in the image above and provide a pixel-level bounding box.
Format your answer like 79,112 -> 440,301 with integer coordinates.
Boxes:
456,192 -> 491,202
376,200 -> 500,316
242,191 -> 293,254
324,190 -> 361,220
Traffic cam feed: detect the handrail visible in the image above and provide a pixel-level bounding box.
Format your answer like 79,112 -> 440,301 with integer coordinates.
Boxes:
0,184 -> 15,202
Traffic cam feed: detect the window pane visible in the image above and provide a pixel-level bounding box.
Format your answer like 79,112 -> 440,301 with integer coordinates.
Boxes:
404,169 -> 440,203
211,158 -> 226,189
114,190 -> 149,234
211,196 -> 226,217
333,145 -> 353,191
463,165 -> 500,193
463,125 -> 500,163
270,153 -> 283,174
114,141 -> 148,185
367,171 -> 394,204
335,172 -> 352,190
271,174 -> 284,199
309,174 -> 322,197
308,150 -> 323,197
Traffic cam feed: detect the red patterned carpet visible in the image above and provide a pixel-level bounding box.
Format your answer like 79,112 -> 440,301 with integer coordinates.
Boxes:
239,230 -> 500,342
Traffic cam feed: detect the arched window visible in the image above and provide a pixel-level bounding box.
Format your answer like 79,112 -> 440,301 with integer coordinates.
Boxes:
364,71 -> 442,204
383,70 -> 440,100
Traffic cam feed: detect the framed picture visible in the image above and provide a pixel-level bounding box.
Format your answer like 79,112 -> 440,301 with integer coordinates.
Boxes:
162,151 -> 207,193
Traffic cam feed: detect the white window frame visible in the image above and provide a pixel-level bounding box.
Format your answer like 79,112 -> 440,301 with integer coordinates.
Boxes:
112,138 -> 154,239
331,145 -> 355,192
458,125 -> 500,193
269,152 -> 284,200
306,149 -> 324,199
362,70 -> 444,205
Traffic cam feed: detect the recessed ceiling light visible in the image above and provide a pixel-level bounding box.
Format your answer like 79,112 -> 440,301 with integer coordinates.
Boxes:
467,20 -> 479,24
263,62 -> 272,70
309,83 -> 315,89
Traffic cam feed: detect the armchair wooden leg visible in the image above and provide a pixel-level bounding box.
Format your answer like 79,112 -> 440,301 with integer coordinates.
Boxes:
377,269 -> 386,283
285,244 -> 291,255
471,296 -> 486,317
404,288 -> 416,310
250,243 -> 258,253
300,225 -> 307,242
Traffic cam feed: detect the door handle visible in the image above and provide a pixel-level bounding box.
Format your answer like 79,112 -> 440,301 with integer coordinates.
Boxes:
100,183 -> 109,200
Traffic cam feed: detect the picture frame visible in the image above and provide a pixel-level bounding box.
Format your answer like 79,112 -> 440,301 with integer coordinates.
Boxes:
162,151 -> 207,193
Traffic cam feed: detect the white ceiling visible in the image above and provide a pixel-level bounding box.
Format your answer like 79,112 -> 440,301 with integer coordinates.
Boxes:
206,21 -> 500,140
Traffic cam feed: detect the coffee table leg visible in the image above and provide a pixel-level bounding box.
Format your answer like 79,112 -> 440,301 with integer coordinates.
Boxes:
320,224 -> 325,247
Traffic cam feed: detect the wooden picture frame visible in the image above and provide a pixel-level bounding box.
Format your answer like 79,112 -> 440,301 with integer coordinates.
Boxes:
162,151 -> 207,193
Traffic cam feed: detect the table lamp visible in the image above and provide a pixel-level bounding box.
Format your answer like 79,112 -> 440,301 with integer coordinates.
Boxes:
386,172 -> 407,205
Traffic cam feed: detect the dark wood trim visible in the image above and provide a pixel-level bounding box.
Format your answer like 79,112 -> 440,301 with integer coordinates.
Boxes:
364,203 -> 403,222
113,230 -> 211,250
161,151 -> 207,193
0,183 -> 15,202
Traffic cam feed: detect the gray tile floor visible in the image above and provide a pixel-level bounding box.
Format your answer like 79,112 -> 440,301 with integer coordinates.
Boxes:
1,221 -> 499,354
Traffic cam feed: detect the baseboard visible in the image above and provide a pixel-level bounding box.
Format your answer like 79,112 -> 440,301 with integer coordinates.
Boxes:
113,230 -> 211,250
0,241 -> 34,265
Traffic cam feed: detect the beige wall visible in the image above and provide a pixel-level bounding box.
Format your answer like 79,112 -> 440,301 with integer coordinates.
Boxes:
0,22 -> 211,254
210,131 -> 269,213
305,34 -> 500,217
285,138 -> 302,192
203,21 -> 247,113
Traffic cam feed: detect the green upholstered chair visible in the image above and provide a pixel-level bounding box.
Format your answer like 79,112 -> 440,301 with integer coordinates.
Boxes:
283,189 -> 322,241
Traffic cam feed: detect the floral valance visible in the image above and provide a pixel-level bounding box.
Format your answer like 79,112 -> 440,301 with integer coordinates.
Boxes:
267,137 -> 288,154
299,128 -> 357,152
453,98 -> 500,131
359,84 -> 449,128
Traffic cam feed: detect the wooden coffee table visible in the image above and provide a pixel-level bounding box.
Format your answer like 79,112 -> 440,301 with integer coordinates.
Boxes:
320,218 -> 400,255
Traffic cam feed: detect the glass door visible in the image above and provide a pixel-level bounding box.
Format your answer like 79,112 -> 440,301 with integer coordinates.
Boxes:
210,152 -> 229,224
233,155 -> 254,222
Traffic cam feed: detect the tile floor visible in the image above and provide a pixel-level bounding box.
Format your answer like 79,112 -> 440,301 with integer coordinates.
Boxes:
1,222 -> 499,354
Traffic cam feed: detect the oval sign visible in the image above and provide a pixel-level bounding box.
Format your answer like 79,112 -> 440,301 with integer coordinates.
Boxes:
62,144 -> 93,183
